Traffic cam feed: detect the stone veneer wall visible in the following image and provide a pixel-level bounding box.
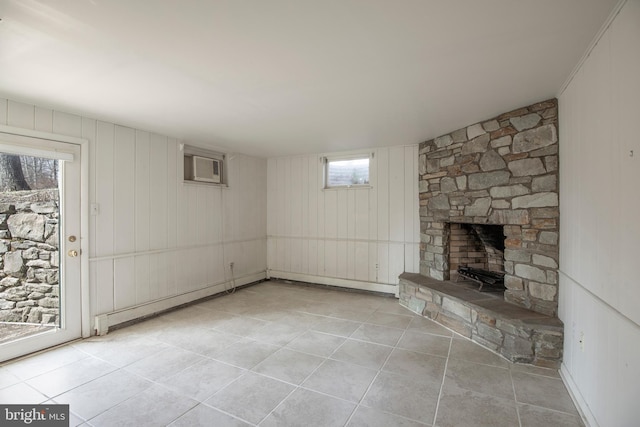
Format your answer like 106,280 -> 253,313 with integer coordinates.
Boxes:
0,196 -> 60,325
419,99 -> 559,316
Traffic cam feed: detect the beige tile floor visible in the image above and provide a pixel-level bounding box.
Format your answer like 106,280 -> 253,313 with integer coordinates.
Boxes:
0,280 -> 584,426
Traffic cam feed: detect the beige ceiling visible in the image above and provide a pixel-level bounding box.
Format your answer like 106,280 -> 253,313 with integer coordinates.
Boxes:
0,0 -> 618,157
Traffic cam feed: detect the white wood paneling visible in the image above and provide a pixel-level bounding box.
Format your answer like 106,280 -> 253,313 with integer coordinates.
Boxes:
301,158 -> 310,276
0,98 -> 7,125
135,254 -> 150,304
368,242 -> 378,283
82,118 -> 97,258
166,139 -> 178,248
355,190 -> 368,240
283,158 -> 292,273
377,243 -> 389,284
135,130 -> 151,252
267,145 -> 419,288
412,145 -> 420,271
308,157 -> 319,238
610,0 -> 640,322
267,158 -> 278,237
404,146 -> 417,273
291,157 -> 302,237
149,134 -> 168,250
210,187 -> 223,246
95,259 -> 114,314
113,126 -> 135,255
7,100 -> 34,129
325,240 -> 337,278
388,147 -> 405,244
559,1 -> 640,326
147,253 -> 163,301
34,108 -> 53,133
388,243 -> 404,284
558,2 -> 640,426
325,190 -> 338,239
195,186 -> 209,245
222,157 -> 236,242
95,122 -> 115,257
267,158 -> 277,272
355,242 -> 368,281
53,111 -> 82,137
377,148 -> 390,242
114,257 -> 135,310
317,158 -> 325,276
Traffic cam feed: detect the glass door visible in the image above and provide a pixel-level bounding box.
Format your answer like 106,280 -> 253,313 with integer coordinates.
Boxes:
0,136 -> 82,362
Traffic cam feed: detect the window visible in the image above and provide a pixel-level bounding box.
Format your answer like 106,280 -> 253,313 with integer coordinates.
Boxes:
182,144 -> 226,185
324,154 -> 371,188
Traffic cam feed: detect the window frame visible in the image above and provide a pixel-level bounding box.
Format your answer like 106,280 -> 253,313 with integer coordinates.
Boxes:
322,152 -> 373,190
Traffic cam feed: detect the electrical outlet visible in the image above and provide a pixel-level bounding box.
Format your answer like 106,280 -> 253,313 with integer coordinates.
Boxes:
579,331 -> 585,352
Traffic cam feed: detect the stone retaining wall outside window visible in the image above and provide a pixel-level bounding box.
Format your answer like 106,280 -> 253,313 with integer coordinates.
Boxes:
0,193 -> 60,325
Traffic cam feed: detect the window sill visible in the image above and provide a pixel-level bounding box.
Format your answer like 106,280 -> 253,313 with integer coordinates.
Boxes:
322,185 -> 372,191
183,180 -> 229,189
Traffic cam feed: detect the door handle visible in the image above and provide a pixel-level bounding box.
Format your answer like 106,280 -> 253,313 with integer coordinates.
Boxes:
68,250 -> 79,257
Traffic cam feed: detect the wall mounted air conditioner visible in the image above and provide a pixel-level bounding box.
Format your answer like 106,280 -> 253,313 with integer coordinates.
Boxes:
192,156 -> 221,183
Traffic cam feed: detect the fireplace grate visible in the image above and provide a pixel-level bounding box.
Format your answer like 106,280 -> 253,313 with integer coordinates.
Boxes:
457,266 -> 505,292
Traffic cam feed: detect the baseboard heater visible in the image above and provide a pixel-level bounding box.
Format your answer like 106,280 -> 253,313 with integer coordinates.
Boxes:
267,270 -> 398,296
94,271 -> 266,335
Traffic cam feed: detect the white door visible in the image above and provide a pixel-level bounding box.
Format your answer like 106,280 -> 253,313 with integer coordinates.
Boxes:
0,134 -> 83,362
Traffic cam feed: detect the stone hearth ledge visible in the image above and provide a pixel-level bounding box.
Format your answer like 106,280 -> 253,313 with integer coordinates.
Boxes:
399,272 -> 563,368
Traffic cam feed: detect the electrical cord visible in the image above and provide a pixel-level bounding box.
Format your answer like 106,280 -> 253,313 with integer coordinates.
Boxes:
226,262 -> 237,294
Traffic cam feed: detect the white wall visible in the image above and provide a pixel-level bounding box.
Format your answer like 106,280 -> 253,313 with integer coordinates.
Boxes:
558,1 -> 640,425
0,97 -> 267,328
267,146 -> 420,293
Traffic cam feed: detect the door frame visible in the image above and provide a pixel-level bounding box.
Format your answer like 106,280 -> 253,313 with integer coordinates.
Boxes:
0,124 -> 90,339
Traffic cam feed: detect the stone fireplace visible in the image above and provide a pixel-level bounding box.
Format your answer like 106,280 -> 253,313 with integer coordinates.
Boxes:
399,99 -> 563,367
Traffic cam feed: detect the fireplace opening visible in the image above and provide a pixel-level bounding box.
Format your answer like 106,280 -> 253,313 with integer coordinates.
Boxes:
449,223 -> 505,292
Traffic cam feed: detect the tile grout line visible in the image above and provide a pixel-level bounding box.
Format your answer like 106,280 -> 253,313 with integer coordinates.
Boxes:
431,332 -> 454,427
510,366 -> 523,427
50,367 -> 121,402
515,401 -> 585,418
2,346 -> 92,382
199,386 -> 261,427
20,352 -> 124,402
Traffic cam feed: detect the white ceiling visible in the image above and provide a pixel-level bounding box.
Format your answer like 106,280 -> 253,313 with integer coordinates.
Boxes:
0,0 -> 618,158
